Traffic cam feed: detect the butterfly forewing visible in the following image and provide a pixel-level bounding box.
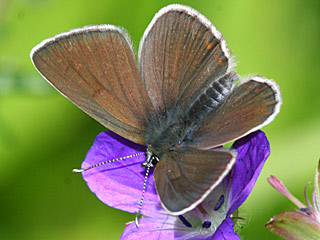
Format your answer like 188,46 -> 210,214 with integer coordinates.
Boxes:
31,25 -> 156,144
153,147 -> 237,215
190,76 -> 281,149
139,5 -> 233,114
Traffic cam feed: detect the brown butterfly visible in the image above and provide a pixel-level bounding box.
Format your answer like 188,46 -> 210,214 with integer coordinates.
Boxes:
30,4 -> 281,217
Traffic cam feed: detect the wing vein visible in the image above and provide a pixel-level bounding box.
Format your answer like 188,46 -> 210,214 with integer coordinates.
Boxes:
86,33 -> 129,107
161,13 -> 169,113
178,41 -> 221,103
177,32 -> 213,102
118,35 -> 149,123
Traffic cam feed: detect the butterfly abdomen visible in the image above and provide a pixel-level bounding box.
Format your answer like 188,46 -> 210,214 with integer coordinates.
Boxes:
187,70 -> 239,124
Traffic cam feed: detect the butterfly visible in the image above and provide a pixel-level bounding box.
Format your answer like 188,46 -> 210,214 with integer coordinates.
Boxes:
30,4 -> 281,217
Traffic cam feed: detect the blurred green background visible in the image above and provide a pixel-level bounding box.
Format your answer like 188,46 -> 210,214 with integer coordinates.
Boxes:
1,0 -> 319,239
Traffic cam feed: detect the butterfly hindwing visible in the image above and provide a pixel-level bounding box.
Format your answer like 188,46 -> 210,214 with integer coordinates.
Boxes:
190,76 -> 282,149
153,147 -> 237,215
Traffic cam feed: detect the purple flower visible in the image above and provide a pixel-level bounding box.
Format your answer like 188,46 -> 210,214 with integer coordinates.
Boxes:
80,130 -> 270,239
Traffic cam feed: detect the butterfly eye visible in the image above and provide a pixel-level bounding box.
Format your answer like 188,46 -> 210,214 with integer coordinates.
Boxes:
151,156 -> 159,166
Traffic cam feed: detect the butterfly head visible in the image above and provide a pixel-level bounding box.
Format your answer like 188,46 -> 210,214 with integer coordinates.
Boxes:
141,150 -> 160,169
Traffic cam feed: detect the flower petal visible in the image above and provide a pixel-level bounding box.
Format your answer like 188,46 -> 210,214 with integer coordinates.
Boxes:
267,175 -> 306,209
81,131 -> 164,217
121,216 -> 213,240
227,130 -> 270,215
120,217 -> 176,240
266,210 -> 320,240
212,217 -> 240,240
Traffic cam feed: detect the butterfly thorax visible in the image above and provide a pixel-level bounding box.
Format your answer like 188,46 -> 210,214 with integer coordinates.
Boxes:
145,112 -> 190,159
145,71 -> 239,159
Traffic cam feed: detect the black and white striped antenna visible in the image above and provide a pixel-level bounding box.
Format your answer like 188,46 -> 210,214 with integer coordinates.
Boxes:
72,152 -> 145,172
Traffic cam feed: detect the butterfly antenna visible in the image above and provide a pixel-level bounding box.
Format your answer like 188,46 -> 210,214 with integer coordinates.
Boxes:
72,152 -> 145,173
135,165 -> 151,228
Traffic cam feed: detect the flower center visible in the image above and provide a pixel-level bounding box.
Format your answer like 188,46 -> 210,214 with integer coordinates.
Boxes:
177,194 -> 229,235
